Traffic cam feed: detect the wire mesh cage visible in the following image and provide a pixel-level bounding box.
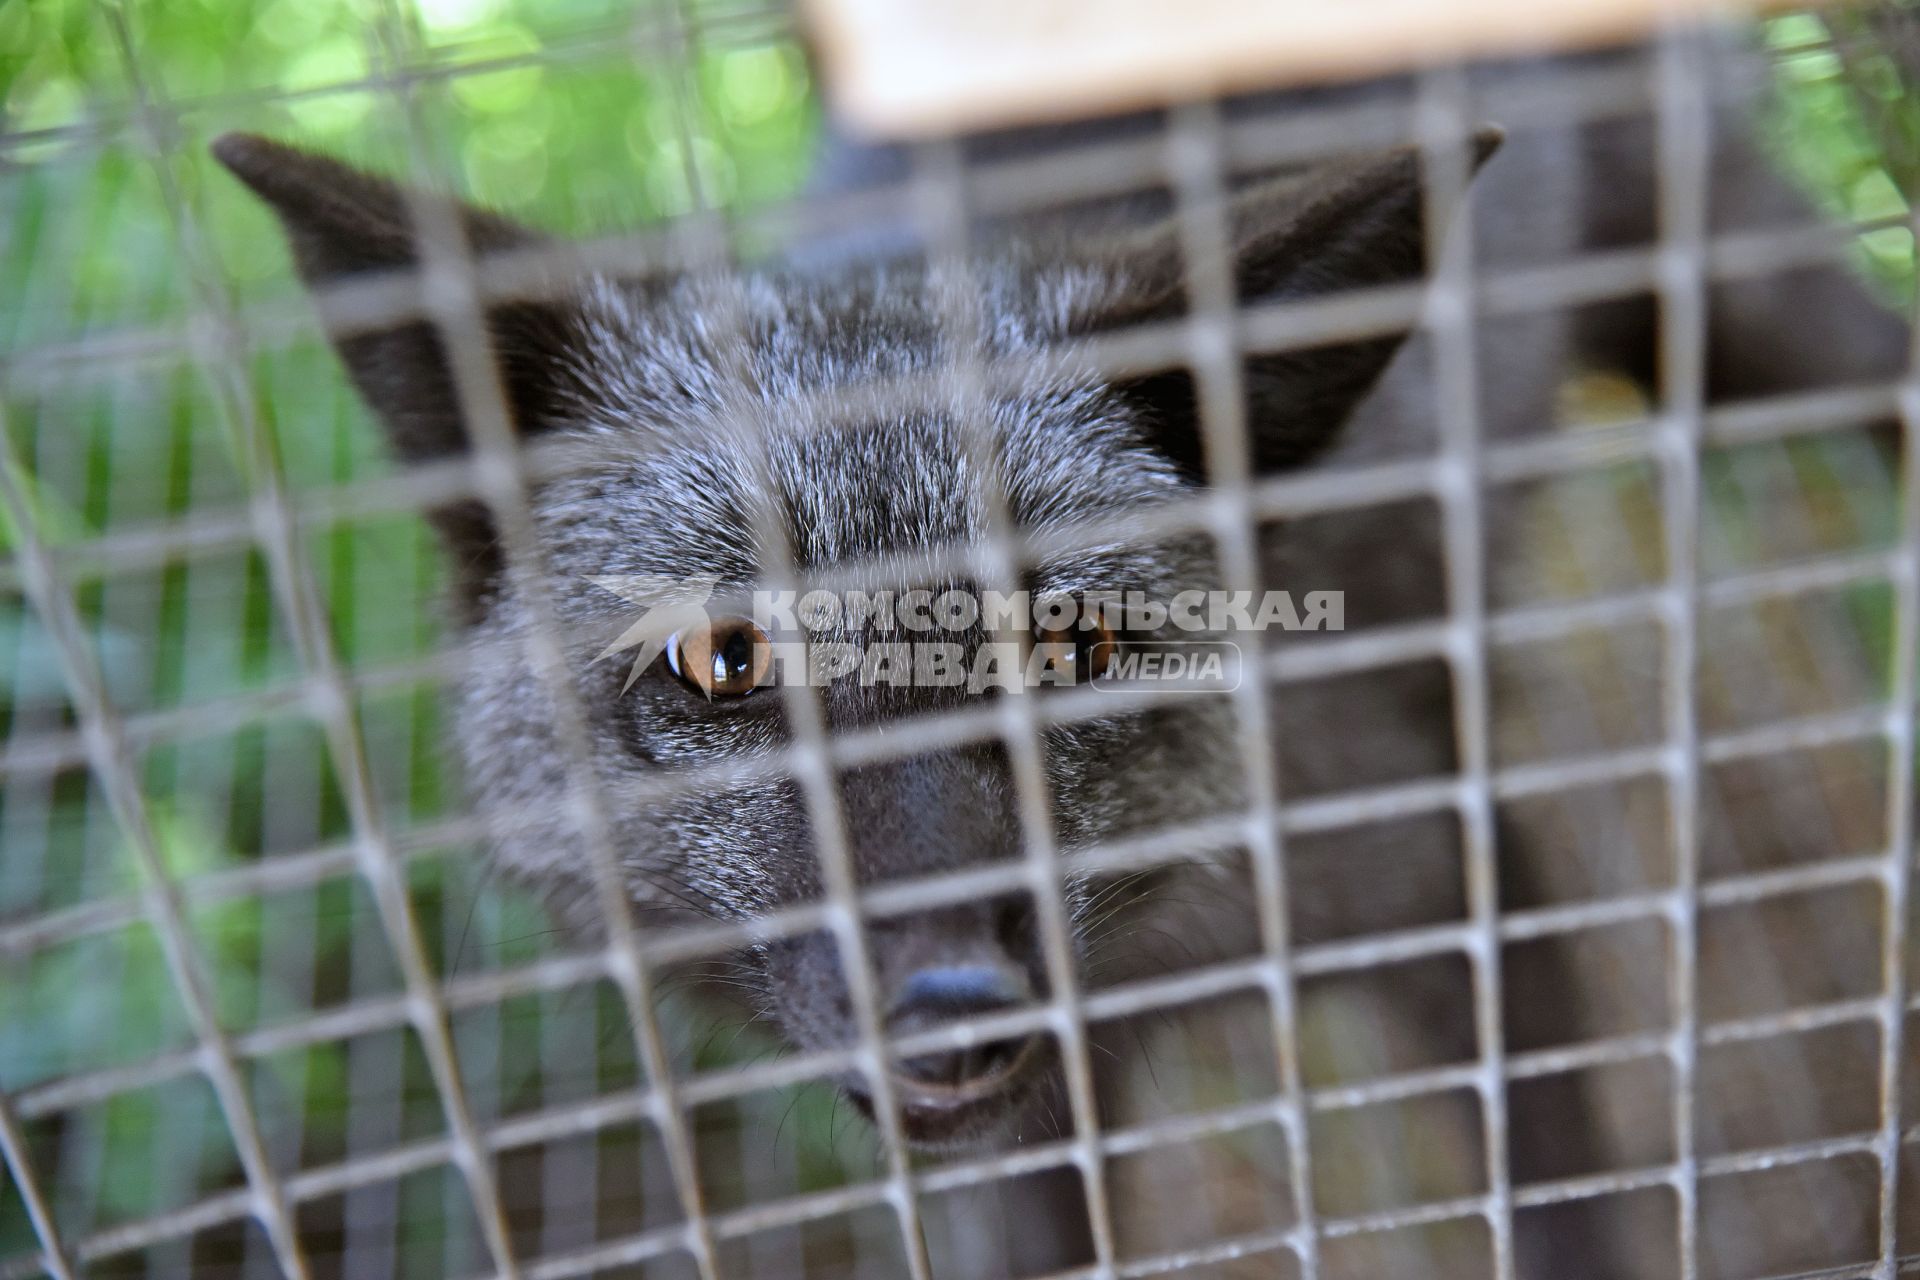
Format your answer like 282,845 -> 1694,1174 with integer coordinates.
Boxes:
4,2 -> 1920,1278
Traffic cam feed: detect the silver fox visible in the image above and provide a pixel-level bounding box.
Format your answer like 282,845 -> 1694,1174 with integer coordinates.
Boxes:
217,34 -> 1909,1278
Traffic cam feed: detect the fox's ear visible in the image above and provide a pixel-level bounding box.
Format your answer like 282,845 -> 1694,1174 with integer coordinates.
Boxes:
214,132 -> 586,610
1063,129 -> 1502,480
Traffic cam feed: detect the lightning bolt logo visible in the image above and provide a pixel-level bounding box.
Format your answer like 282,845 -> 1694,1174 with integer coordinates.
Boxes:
586,574 -> 719,693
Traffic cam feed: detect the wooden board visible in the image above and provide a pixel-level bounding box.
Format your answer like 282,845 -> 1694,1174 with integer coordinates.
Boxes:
802,0 -> 1791,138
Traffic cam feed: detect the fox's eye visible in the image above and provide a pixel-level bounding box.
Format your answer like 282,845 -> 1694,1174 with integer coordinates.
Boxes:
1034,608 -> 1120,685
666,617 -> 771,699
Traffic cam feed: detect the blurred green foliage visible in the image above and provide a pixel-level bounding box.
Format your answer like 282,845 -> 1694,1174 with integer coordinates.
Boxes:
1764,10 -> 1919,299
0,0 -> 832,1266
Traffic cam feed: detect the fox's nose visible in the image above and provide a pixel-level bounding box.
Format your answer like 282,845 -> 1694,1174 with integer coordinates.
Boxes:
889,964 -> 1035,1094
896,965 -> 1025,1014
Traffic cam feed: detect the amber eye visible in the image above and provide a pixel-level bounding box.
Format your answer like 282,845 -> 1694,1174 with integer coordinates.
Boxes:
666,617 -> 771,699
1033,609 -> 1121,685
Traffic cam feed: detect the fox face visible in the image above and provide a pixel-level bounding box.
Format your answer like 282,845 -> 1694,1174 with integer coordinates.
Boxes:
215,128 -> 1492,1148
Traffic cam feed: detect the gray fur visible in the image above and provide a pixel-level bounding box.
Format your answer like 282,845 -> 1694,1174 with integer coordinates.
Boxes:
449,258 -> 1259,1140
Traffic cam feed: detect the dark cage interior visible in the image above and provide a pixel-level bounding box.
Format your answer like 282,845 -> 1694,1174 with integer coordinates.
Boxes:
5,2 -> 1920,1279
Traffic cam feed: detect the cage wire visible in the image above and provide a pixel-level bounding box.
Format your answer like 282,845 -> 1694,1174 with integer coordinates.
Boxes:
4,0 -> 1920,1278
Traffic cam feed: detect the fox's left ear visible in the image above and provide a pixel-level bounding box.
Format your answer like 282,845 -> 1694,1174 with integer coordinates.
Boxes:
1061,128 -> 1502,479
213,133 -> 597,612
212,132 -> 595,457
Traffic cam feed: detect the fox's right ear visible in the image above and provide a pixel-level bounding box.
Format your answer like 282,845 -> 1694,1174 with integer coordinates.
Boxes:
214,133 -> 589,609
1059,129 -> 1502,481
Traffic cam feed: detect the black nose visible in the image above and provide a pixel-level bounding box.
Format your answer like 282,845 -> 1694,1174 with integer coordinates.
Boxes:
889,966 -> 1035,1092
897,965 -> 1024,1012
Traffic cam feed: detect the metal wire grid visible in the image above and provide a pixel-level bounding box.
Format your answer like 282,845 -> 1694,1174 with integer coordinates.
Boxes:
1,5 -> 1918,1279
